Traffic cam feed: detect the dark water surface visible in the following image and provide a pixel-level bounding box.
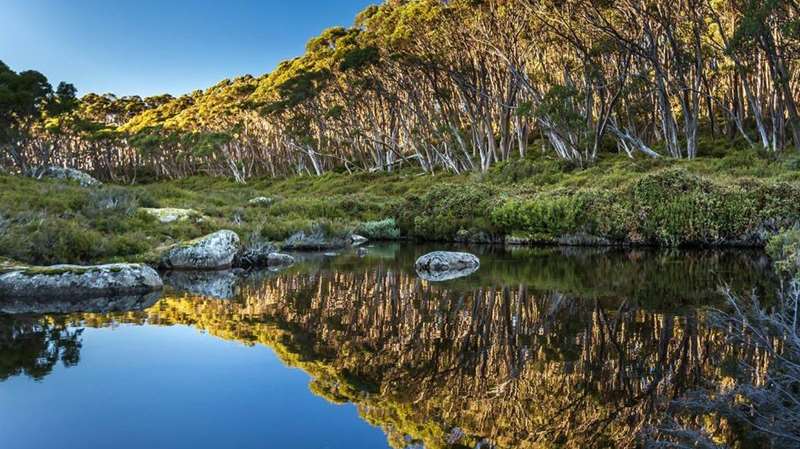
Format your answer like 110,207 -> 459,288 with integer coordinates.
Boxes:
0,244 -> 778,449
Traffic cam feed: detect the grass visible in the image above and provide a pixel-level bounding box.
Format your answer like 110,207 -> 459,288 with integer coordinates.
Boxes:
1,147 -> 799,265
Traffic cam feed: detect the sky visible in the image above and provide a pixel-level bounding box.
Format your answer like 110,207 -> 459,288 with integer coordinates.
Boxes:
0,0 -> 376,97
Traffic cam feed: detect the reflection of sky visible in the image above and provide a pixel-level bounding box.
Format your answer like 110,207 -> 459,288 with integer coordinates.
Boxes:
0,325 -> 390,449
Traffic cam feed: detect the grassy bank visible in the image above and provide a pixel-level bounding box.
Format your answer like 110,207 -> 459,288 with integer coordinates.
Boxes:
2,149 -> 800,266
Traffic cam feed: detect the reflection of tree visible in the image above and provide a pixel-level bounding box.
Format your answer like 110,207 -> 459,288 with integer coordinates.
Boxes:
0,316 -> 83,381
48,266 -> 765,449
2,246 -> 776,448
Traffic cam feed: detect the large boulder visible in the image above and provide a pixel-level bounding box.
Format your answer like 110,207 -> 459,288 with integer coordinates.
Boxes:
27,166 -> 102,187
415,251 -> 480,282
160,230 -> 241,270
0,262 -> 162,300
282,230 -> 348,251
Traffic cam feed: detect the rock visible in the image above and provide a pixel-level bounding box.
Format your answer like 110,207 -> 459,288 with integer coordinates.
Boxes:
505,235 -> 533,246
0,263 -> 162,300
557,233 -> 611,246
415,251 -> 480,282
235,241 -> 278,268
140,207 -> 200,224
235,238 -> 295,268
267,253 -> 295,266
163,270 -> 241,300
248,197 -> 274,207
282,230 -> 348,251
160,230 -> 241,270
351,234 -> 369,247
27,166 -> 102,187
356,247 -> 369,257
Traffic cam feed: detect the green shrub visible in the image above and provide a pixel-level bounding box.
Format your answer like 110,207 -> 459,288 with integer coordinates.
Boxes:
400,183 -> 498,240
767,228 -> 800,274
356,218 -> 401,240
629,168 -> 758,245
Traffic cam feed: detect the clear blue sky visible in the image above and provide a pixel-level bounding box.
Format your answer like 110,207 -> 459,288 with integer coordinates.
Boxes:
0,0 -> 376,97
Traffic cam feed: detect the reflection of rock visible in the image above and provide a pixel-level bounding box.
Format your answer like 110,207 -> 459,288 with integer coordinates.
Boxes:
163,270 -> 242,300
161,230 -> 241,270
0,291 -> 162,315
26,165 -> 102,187
140,207 -> 200,224
0,263 -> 163,299
415,251 -> 480,282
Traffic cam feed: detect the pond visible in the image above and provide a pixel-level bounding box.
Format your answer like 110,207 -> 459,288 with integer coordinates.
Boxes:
0,244 -> 779,449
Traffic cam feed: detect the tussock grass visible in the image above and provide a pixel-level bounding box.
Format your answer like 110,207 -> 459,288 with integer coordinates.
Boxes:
1,147 -> 799,265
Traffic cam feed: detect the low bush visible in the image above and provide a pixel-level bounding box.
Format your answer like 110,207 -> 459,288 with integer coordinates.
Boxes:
356,218 -> 401,240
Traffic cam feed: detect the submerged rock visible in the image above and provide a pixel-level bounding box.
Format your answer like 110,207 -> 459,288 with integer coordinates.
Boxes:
26,166 -> 102,187
163,270 -> 242,300
140,207 -> 201,224
0,263 -> 162,300
415,251 -> 480,282
282,230 -> 348,251
160,230 -> 241,270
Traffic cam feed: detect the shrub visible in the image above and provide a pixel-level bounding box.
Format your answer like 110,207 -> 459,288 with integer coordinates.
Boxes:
629,168 -> 758,245
767,228 -> 800,274
356,218 -> 401,240
400,183 -> 498,241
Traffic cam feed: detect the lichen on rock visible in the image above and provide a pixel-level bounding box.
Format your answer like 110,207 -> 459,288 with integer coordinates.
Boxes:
160,230 -> 241,270
0,262 -> 162,300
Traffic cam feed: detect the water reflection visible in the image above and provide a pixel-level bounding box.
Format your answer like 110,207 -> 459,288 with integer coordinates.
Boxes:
0,245 -> 778,448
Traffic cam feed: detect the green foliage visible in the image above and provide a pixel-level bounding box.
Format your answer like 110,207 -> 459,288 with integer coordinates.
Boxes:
356,218 -> 401,240
767,228 -> 800,274
400,183 -> 499,241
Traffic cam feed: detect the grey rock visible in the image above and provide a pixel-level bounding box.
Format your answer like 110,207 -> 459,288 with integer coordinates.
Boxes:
356,247 -> 369,257
415,251 -> 480,282
266,253 -> 295,266
248,196 -> 274,207
351,234 -> 369,246
163,270 -> 241,300
282,230 -> 348,251
235,241 -> 278,268
140,208 -> 200,224
161,230 -> 241,270
0,263 -> 163,300
27,166 -> 102,187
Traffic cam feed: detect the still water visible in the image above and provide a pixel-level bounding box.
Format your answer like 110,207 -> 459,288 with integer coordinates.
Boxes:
0,244 -> 778,449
